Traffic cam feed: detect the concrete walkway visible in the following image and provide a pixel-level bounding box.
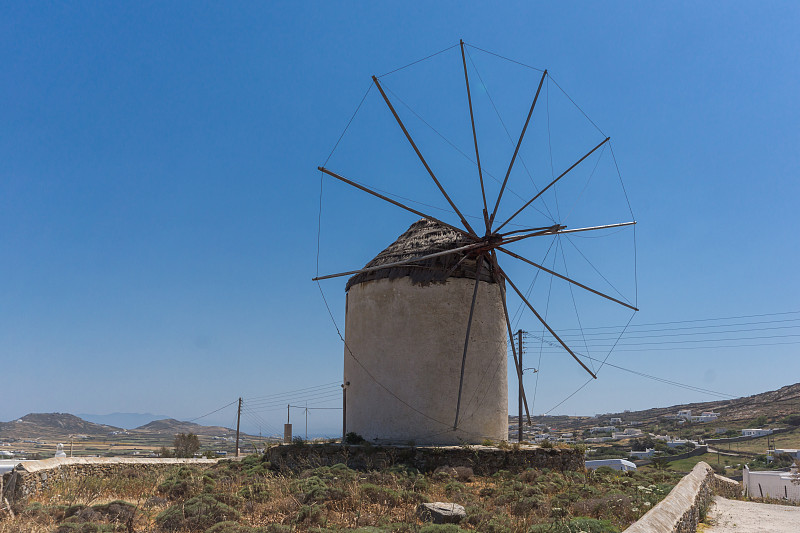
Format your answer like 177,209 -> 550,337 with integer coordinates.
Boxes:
705,496 -> 800,532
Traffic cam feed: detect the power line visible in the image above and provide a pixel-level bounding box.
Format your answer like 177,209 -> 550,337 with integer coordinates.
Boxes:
523,319 -> 800,340
550,310 -> 800,333
245,390 -> 342,409
245,381 -> 341,402
186,399 -> 239,423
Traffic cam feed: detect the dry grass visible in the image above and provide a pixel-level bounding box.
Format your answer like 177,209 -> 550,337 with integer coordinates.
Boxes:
0,456 -> 683,532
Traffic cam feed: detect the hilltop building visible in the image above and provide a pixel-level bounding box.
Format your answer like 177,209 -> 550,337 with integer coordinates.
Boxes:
742,428 -> 773,437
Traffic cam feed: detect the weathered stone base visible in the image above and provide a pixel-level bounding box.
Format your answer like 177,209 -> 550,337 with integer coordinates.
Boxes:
266,443 -> 584,475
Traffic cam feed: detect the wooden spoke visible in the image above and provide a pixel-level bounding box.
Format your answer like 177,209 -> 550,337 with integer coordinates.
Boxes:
494,137 -> 610,234
313,241 -> 485,282
499,225 -> 563,245
498,225 -> 561,237
318,167 -> 477,240
489,70 -> 548,228
500,267 -> 597,379
499,222 -> 636,245
372,76 -> 477,236
460,39 -> 489,232
546,221 -> 636,235
497,246 -> 638,311
454,255 -> 484,429
490,252 -> 531,424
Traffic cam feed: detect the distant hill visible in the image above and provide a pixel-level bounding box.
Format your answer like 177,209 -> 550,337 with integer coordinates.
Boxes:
600,382 -> 800,425
526,382 -> 800,432
78,412 -> 170,429
133,418 -> 234,436
0,413 -> 237,442
0,413 -> 120,438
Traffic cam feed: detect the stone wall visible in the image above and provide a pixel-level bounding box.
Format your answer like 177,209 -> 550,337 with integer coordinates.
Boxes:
266,443 -> 584,475
1,457 -> 216,504
626,462 -> 741,533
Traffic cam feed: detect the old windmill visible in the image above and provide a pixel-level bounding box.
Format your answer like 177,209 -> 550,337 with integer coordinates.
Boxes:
314,41 -> 637,444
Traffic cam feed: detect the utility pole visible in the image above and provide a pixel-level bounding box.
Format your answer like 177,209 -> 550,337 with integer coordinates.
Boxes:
235,397 -> 242,458
342,384 -> 347,442
284,404 -> 292,443
518,329 -> 523,443
305,403 -> 308,441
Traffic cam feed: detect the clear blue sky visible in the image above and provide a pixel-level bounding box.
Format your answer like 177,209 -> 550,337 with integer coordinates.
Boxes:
2,2 -> 798,437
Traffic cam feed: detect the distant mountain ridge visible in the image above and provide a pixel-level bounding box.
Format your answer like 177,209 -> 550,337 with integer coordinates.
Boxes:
598,382 -> 800,425
78,412 -> 170,430
0,413 -> 120,437
0,413 -> 237,440
134,418 -> 234,435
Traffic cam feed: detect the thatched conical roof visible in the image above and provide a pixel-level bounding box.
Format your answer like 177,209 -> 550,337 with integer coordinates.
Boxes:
346,219 -> 495,291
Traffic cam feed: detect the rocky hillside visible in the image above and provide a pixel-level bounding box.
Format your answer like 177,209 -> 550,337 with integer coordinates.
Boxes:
134,419 -> 234,436
0,413 -> 120,438
0,414 -> 237,442
601,382 -> 800,425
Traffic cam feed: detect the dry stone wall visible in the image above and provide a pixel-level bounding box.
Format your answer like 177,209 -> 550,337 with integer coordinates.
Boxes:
1,457 -> 217,504
266,443 -> 584,475
626,461 -> 741,533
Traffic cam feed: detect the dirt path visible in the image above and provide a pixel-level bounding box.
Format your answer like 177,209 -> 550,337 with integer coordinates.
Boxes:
705,496 -> 800,532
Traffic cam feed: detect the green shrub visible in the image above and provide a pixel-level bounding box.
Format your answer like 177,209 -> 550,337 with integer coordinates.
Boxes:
400,489 -> 429,504
155,494 -> 240,531
157,466 -> 204,500
419,525 -> 469,533
53,524 -> 116,533
510,496 -> 545,516
237,482 -> 271,502
360,483 -> 401,506
303,463 -> 358,482
344,432 -> 366,444
206,522 -> 254,533
567,517 -> 620,532
294,504 -> 326,526
262,525 -> 292,533
293,475 -> 346,503
90,500 -> 135,523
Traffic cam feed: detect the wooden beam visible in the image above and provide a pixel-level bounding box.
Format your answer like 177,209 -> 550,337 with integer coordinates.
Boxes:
318,166 -> 477,240
454,255 -> 484,429
497,246 -> 638,311
489,70 -> 548,228
460,39 -> 489,232
313,241 -> 485,281
494,137 -> 610,233
372,76 -> 477,236
490,252 -> 531,424
500,267 -> 597,379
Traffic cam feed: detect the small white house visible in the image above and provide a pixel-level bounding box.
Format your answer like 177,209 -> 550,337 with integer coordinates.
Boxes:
742,428 -> 772,437
609,418 -> 623,425
629,449 -> 655,459
666,439 -> 698,448
677,409 -> 692,420
586,459 -> 637,471
773,449 -> 800,459
743,464 -> 800,501
612,428 -> 643,440
590,426 -> 616,434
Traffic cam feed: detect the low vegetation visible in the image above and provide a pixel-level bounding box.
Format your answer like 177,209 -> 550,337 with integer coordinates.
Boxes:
0,455 -> 683,532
